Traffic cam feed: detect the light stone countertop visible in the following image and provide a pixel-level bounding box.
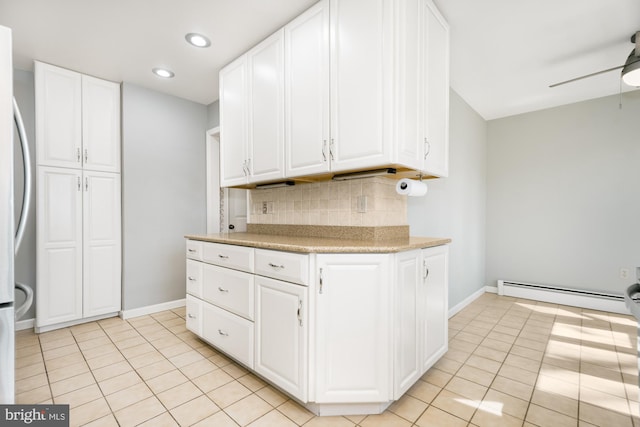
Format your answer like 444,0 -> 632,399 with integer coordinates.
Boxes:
184,232 -> 451,254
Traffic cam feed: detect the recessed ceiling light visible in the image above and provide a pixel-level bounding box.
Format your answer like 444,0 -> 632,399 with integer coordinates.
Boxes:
152,68 -> 175,78
185,33 -> 211,48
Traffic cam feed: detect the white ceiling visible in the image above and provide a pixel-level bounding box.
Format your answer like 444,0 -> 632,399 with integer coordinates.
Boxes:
1,0 -> 639,120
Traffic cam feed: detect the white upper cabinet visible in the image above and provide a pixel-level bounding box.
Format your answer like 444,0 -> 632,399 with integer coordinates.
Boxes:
285,0 -> 331,178
219,0 -> 449,186
247,30 -> 285,183
329,0 -> 392,172
82,75 -> 121,173
394,0 -> 424,171
220,56 -> 249,187
220,31 -> 286,186
35,61 -> 121,172
422,0 -> 449,177
35,62 -> 82,169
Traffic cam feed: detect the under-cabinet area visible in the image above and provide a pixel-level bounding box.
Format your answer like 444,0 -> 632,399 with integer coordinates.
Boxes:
184,236 -> 449,415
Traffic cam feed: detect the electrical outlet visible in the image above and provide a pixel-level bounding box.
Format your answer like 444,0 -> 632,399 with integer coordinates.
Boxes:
262,202 -> 268,214
357,195 -> 368,213
620,268 -> 629,279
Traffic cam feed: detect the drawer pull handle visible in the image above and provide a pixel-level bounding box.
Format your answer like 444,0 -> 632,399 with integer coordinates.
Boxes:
188,313 -> 196,319
268,263 -> 285,269
218,329 -> 228,336
218,254 -> 229,259
188,276 -> 196,281
188,249 -> 197,253
218,287 -> 229,293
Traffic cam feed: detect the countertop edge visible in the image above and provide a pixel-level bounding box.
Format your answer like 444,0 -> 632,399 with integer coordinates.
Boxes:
184,233 -> 451,254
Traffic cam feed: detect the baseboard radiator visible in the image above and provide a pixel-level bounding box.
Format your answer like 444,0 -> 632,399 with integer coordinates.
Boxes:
497,280 -> 628,315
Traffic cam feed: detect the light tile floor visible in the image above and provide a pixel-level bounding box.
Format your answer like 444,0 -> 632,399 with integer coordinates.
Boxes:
15,293 -> 640,426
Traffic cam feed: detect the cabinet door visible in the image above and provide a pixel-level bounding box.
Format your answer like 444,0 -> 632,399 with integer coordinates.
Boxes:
329,0 -> 392,172
83,171 -> 121,317
393,249 -> 421,398
315,253 -> 392,403
422,1 -> 449,177
220,56 -> 248,187
285,0 -> 330,178
421,245 -> 448,371
36,167 -> 83,327
255,276 -> 308,401
394,0 -> 424,171
247,30 -> 285,183
35,62 -> 82,169
82,75 -> 121,173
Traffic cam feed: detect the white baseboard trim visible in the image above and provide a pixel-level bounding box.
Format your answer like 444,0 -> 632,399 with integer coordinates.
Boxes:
120,299 -> 186,320
16,318 -> 34,331
485,285 -> 498,294
448,286 -> 487,318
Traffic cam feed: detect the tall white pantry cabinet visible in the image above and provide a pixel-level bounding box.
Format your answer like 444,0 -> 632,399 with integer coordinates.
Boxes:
35,61 -> 122,331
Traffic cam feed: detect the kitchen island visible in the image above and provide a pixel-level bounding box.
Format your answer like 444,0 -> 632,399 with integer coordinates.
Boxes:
184,228 -> 450,416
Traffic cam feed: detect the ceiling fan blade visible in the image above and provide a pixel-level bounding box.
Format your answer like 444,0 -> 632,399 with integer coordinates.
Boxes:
549,64 -> 624,88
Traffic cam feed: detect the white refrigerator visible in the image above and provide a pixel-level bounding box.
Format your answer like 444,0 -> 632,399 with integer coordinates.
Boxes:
0,24 -> 33,405
0,24 -> 16,404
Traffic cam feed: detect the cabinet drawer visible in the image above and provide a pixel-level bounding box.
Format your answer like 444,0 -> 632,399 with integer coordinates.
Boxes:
186,260 -> 203,298
202,264 -> 254,320
185,295 -> 202,336
186,240 -> 203,261
202,302 -> 254,369
255,249 -> 309,285
203,242 -> 254,273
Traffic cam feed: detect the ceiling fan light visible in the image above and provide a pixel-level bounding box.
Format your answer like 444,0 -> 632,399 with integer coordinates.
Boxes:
621,50 -> 640,87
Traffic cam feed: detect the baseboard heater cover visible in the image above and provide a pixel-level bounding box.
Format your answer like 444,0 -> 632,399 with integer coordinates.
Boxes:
497,280 -> 628,315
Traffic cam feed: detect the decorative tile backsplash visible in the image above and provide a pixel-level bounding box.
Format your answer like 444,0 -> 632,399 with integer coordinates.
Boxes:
249,177 -> 407,226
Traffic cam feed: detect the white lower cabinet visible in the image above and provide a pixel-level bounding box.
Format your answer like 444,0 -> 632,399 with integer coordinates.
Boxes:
36,166 -> 121,329
394,250 -> 422,397
186,294 -> 202,337
255,276 -> 308,401
421,245 -> 449,370
185,240 -> 448,415
315,254 -> 392,403
202,302 -> 254,368
393,245 -> 449,397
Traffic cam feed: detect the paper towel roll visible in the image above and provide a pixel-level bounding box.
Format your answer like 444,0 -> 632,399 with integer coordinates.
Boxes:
396,179 -> 428,196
